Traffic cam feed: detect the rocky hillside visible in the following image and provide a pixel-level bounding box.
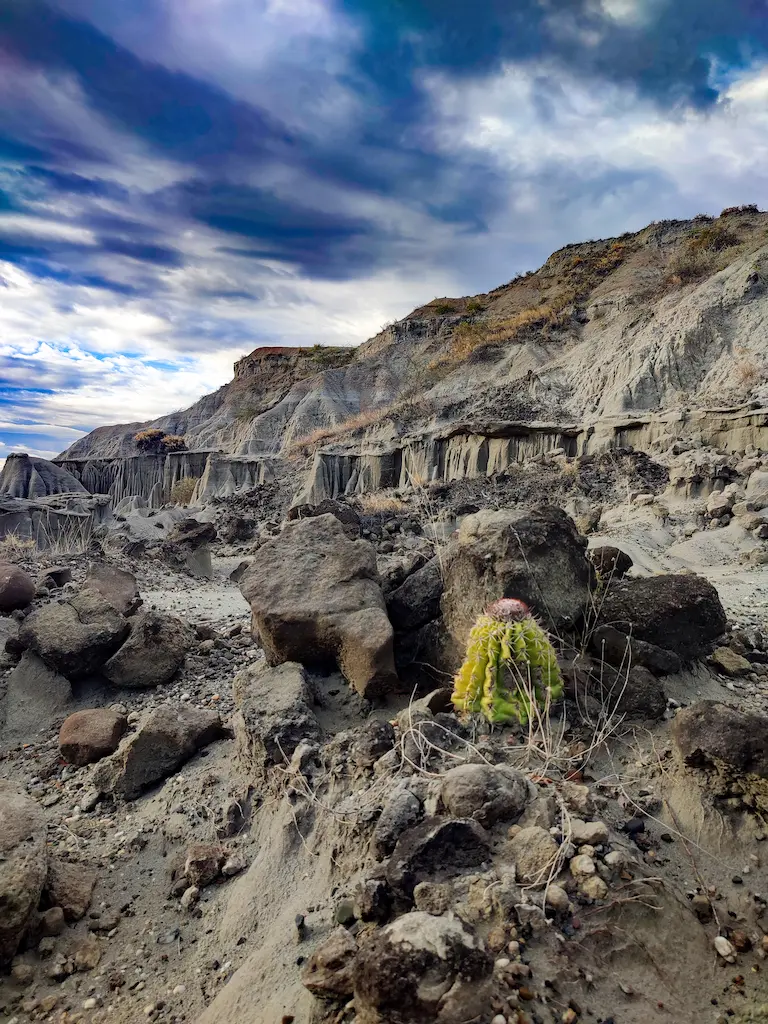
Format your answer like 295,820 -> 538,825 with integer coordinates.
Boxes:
61,206 -> 768,462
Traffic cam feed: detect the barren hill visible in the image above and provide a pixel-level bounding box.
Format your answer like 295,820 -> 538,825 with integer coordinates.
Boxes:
61,206 -> 768,464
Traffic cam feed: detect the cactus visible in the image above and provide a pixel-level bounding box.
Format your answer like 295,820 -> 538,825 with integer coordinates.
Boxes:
452,598 -> 563,725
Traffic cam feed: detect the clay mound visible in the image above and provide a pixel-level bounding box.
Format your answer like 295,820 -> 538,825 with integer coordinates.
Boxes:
0,453 -> 87,498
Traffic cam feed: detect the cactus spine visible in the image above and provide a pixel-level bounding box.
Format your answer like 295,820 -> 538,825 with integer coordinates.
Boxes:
451,598 -> 563,725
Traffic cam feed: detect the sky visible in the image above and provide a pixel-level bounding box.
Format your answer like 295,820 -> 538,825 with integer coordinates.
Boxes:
2,0 -> 768,461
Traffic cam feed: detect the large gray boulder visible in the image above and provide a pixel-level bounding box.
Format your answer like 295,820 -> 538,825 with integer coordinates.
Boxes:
597,573 -> 727,663
233,660 -> 321,769
353,912 -> 493,1024
386,558 -> 443,632
91,705 -> 225,800
18,587 -> 129,679
3,651 -> 72,741
441,506 -> 592,652
240,514 -> 397,698
103,610 -> 192,688
0,781 -> 48,962
0,453 -> 87,499
0,562 -> 35,612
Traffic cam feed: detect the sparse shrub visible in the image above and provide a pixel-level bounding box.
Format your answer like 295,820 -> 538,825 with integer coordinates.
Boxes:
432,300 -> 459,315
170,477 -> 197,505
134,428 -> 167,453
465,298 -> 485,314
134,429 -> 187,454
356,492 -> 406,514
452,598 -> 563,725
667,247 -> 715,284
162,434 -> 187,452
689,222 -> 739,253
721,204 -> 759,218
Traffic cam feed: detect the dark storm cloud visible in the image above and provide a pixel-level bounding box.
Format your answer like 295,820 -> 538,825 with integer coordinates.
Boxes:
340,0 -> 766,109
0,0 -> 766,303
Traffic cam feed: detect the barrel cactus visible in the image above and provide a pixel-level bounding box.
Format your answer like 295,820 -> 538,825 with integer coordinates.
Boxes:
452,598 -> 563,725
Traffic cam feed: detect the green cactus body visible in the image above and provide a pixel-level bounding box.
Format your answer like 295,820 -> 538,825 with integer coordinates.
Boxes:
451,602 -> 563,726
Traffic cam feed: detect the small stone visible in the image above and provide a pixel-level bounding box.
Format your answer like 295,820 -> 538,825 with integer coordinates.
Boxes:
221,855 -> 246,878
413,881 -> 451,916
492,1016 -> 507,1024
335,899 -> 356,927
180,886 -> 200,910
714,935 -> 736,961
82,997 -> 97,1010
571,819 -> 609,846
731,930 -> 752,952
691,894 -> 712,921
545,884 -> 571,913
562,1010 -> 578,1024
40,906 -> 66,937
569,854 -> 596,879
173,984 -> 187,995
11,962 -> 35,986
579,875 -> 608,900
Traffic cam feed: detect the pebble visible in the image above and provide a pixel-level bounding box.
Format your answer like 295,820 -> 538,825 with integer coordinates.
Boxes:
83,998 -> 97,1010
491,1016 -> 507,1024
714,935 -> 736,962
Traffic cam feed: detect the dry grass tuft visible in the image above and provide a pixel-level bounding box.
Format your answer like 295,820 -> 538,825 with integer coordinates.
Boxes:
0,531 -> 36,561
356,492 -> 407,514
170,477 -> 197,505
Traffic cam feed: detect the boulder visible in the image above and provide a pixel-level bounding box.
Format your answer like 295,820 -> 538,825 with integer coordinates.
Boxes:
352,719 -> 396,768
18,588 -> 129,679
0,781 -> 48,963
672,701 -> 768,785
386,818 -> 491,899
441,507 -> 592,652
590,624 -> 681,676
507,826 -> 560,885
612,665 -> 667,720
288,499 -> 362,538
59,709 -> 128,766
0,562 -> 35,612
233,660 -> 321,769
302,927 -> 359,998
440,763 -> 528,827
596,574 -> 727,663
103,610 -> 192,688
3,651 -> 72,740
386,558 -> 443,632
589,546 -> 633,579
353,911 -> 493,1024
44,858 -> 97,922
86,563 -> 141,616
240,514 -> 397,698
91,705 -> 225,800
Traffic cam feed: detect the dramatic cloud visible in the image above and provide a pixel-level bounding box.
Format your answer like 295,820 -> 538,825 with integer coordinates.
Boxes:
0,0 -> 767,456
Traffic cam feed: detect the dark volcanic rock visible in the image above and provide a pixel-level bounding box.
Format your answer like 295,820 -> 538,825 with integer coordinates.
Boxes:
441,506 -> 592,652
86,563 -> 141,616
590,624 -> 681,676
0,562 -> 35,612
353,911 -> 493,1024
386,558 -> 443,632
386,817 -> 491,899
589,545 -> 633,579
103,610 -> 192,688
672,701 -> 768,780
597,573 -> 726,663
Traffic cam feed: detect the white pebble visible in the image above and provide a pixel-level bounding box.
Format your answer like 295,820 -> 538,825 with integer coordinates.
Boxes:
173,984 -> 186,995
492,1016 -> 507,1024
83,998 -> 97,1009
714,935 -> 736,961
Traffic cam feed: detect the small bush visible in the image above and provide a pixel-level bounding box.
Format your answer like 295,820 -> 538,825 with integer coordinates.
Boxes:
431,300 -> 459,315
721,204 -> 759,218
465,298 -> 485,314
162,434 -> 187,452
667,247 -> 715,284
134,429 -> 187,454
170,477 -> 197,505
134,428 -> 166,453
689,222 -> 739,253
